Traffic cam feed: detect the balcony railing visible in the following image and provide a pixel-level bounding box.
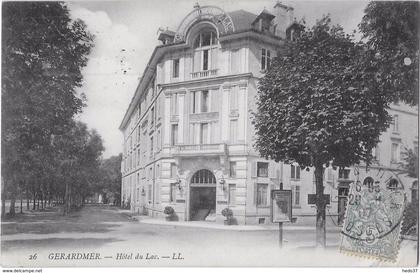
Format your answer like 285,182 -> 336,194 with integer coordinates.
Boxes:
191,69 -> 218,79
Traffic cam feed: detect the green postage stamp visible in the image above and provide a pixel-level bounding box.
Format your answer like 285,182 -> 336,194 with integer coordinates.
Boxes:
340,172 -> 407,261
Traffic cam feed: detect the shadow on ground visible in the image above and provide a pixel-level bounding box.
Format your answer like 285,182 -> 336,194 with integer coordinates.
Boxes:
1,205 -> 129,236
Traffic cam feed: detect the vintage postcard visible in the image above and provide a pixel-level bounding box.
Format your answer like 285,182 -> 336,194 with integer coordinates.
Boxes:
1,0 -> 418,269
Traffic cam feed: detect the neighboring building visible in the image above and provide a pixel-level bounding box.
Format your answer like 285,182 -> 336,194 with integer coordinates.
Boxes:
119,3 -> 418,225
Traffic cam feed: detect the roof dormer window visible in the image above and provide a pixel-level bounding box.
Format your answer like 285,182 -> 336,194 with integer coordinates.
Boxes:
192,29 -> 219,74
193,30 -> 217,48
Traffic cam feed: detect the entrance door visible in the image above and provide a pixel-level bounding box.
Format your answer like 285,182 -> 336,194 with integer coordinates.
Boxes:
189,169 -> 216,221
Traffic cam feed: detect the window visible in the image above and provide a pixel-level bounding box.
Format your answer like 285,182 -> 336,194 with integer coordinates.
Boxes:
170,163 -> 177,178
228,184 -> 236,205
261,48 -> 271,70
338,187 -> 349,196
149,167 -> 153,180
293,185 -> 301,206
171,93 -> 178,115
150,107 -> 155,126
200,123 -> 209,144
229,161 -> 237,178
136,188 -> 139,203
201,90 -> 209,112
170,183 -> 177,202
137,149 -> 141,166
173,59 -> 179,78
192,90 -> 209,113
192,91 -> 197,113
194,30 -> 217,48
373,146 -> 380,161
230,87 -> 238,110
388,178 -> 399,190
229,119 -> 238,143
256,184 -> 268,206
157,130 -> 161,151
193,30 -> 218,72
392,115 -> 399,132
171,124 -> 178,145
148,184 -> 152,202
150,136 -> 154,157
327,168 -> 334,181
137,103 -> 141,119
155,183 -> 160,204
291,165 -> 300,180
203,49 -> 209,70
257,162 -> 269,177
339,169 -> 350,179
230,49 -> 241,73
391,142 -> 400,162
191,169 -> 216,184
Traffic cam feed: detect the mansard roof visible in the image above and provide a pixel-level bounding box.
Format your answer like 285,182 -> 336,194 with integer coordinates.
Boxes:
227,10 -> 258,32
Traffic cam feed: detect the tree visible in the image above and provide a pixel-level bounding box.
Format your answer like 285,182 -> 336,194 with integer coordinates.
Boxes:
359,1 -> 419,105
252,16 -> 390,247
99,154 -> 122,205
53,121 -> 104,214
401,148 -> 419,179
1,2 -> 94,216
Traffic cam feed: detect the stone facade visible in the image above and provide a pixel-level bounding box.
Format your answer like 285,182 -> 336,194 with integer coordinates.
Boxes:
119,4 -> 418,225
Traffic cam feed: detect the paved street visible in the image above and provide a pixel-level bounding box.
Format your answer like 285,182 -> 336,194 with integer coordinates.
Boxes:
1,204 -> 417,267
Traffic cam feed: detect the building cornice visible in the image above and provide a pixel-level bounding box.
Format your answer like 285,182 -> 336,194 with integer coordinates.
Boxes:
159,73 -> 253,90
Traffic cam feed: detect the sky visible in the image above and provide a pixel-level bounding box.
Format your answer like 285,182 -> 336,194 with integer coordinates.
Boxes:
68,0 -> 369,158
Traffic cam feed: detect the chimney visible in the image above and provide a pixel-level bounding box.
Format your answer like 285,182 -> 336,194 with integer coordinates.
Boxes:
272,1 -> 294,38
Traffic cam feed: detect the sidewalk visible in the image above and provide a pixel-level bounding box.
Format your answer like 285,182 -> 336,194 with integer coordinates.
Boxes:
134,215 -> 341,232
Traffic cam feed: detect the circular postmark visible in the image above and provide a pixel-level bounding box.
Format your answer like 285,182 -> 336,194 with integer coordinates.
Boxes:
341,169 -> 406,246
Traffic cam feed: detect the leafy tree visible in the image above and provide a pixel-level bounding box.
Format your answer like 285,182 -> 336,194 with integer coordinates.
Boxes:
53,121 -> 104,214
359,1 -> 419,105
99,154 -> 122,206
1,2 -> 94,216
253,16 -> 389,247
401,148 -> 419,178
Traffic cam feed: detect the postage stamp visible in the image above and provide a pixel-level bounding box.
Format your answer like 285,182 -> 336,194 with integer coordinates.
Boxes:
340,171 -> 407,261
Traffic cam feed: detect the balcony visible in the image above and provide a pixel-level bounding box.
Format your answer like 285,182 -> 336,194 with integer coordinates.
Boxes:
171,143 -> 227,157
191,69 -> 218,79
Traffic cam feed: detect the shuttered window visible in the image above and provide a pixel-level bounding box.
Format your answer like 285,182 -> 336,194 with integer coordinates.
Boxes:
291,165 -> 300,180
256,184 -> 268,206
228,184 -> 236,205
257,162 -> 269,177
170,183 -> 177,202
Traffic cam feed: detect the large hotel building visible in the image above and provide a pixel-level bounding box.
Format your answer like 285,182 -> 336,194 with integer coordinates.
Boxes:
119,3 -> 418,225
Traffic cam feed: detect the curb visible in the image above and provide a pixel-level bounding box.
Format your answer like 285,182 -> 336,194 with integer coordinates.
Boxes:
136,217 -> 341,232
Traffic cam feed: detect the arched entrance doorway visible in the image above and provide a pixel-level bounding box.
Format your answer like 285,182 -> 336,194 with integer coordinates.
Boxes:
189,169 -> 216,221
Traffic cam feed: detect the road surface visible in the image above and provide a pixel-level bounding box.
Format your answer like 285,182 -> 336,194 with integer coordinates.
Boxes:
1,204 -> 417,267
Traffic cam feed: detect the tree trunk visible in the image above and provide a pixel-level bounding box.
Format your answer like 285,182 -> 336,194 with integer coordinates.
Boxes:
1,179 -> 7,218
8,177 -> 17,216
9,195 -> 16,216
314,164 -> 326,248
26,183 -> 30,210
64,182 -> 71,215
20,193 -> 23,214
33,193 -> 36,210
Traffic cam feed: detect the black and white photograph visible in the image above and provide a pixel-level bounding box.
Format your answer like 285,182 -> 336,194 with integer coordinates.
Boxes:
1,0 -> 419,269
